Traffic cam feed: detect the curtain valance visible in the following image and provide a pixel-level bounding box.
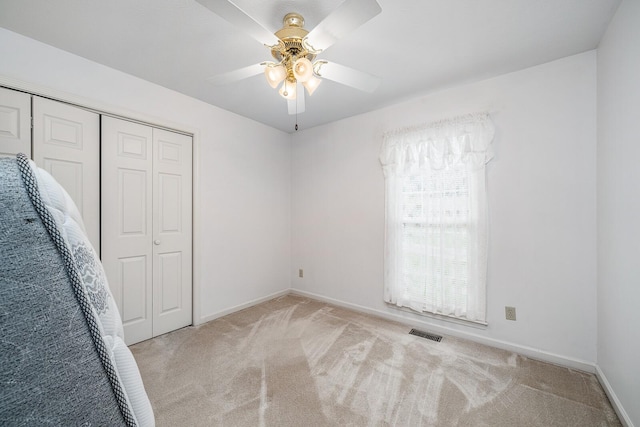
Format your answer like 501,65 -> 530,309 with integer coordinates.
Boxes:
380,113 -> 495,175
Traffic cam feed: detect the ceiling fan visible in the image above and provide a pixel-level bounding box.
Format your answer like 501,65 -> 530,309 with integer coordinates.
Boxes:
196,0 -> 382,116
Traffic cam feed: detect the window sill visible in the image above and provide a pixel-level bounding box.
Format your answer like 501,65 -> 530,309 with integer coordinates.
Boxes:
386,303 -> 488,330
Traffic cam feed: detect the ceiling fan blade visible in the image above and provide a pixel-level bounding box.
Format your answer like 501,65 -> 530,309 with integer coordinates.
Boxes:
206,63 -> 264,85
195,0 -> 279,46
316,61 -> 381,92
305,0 -> 382,52
288,82 -> 305,115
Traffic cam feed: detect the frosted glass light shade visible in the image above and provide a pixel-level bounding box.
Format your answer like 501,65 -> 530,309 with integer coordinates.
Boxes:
264,65 -> 286,88
278,80 -> 297,100
302,75 -> 322,96
293,58 -> 313,83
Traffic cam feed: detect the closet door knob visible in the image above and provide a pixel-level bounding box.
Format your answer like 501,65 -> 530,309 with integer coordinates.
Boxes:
154,240 -> 161,245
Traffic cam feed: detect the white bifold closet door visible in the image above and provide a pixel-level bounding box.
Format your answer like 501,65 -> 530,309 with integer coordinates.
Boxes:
32,97 -> 100,254
0,87 -> 31,158
101,116 -> 192,345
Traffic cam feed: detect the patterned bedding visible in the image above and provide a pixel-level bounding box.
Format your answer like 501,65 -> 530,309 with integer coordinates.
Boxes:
0,154 -> 154,426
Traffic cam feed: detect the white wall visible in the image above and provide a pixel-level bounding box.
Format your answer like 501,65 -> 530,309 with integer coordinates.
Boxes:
291,51 -> 598,366
0,28 -> 292,323
597,1 -> 640,425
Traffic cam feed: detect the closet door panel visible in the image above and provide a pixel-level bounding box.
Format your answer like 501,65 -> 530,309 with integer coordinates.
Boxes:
0,87 -> 31,157
158,251 -> 182,312
120,168 -> 148,234
152,128 -> 192,337
33,97 -> 100,254
102,116 -> 153,345
119,255 -> 149,324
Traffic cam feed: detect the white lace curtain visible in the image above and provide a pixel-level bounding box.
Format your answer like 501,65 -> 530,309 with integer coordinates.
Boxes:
380,113 -> 494,323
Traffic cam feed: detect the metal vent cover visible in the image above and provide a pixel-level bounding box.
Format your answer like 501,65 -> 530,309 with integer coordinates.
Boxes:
409,328 -> 443,342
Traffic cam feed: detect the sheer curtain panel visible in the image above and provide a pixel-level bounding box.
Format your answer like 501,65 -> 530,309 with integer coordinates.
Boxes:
380,113 -> 495,323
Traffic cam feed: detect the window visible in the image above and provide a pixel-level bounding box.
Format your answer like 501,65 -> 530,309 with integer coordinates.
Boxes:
379,113 -> 494,324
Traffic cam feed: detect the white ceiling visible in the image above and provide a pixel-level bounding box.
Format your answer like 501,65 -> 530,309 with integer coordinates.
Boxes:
0,0 -> 620,133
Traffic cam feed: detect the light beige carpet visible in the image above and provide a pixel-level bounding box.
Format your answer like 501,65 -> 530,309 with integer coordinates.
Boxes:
130,295 -> 620,426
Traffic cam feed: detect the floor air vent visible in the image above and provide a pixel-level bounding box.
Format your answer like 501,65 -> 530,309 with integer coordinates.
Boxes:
409,329 -> 443,342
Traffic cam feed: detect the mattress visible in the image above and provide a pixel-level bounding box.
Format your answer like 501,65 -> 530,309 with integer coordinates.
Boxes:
0,154 -> 154,426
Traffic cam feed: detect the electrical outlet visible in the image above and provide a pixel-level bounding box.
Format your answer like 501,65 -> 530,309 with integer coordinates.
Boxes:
505,306 -> 517,321
298,269 -> 304,278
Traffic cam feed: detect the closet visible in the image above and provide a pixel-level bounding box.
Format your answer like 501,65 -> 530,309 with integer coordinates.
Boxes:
0,86 -> 193,346
101,116 -> 193,345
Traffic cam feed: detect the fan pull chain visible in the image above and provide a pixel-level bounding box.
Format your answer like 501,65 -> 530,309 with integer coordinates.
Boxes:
295,97 -> 299,131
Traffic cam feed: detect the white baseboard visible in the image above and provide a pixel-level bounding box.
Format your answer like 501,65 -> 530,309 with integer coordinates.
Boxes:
197,288 -> 290,325
596,365 -> 634,427
289,289 -> 596,373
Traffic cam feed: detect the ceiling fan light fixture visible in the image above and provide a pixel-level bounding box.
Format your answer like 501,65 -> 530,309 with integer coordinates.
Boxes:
293,57 -> 313,82
279,80 -> 297,100
264,64 -> 286,88
303,75 -> 322,96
